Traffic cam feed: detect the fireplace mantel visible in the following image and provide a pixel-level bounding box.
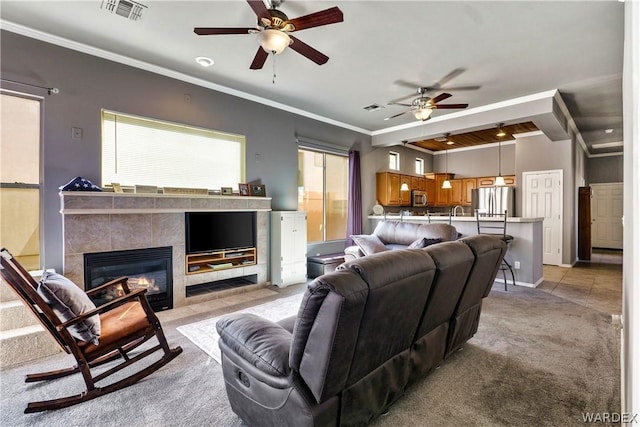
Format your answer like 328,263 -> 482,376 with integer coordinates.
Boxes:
60,191 -> 271,308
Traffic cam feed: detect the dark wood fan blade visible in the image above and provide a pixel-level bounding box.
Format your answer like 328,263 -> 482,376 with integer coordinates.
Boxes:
287,7 -> 343,31
289,36 -> 329,65
250,48 -> 269,70
432,104 -> 469,109
247,0 -> 270,20
384,111 -> 410,120
194,27 -> 254,35
430,93 -> 452,104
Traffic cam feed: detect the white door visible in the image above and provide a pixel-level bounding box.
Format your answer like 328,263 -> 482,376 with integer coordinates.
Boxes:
591,183 -> 623,249
523,170 -> 563,265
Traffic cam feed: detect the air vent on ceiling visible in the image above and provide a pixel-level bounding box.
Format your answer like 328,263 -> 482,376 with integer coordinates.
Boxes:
363,104 -> 385,112
101,0 -> 147,21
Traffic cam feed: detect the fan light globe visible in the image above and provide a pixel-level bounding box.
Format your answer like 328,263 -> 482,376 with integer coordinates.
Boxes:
258,29 -> 291,54
413,108 -> 433,121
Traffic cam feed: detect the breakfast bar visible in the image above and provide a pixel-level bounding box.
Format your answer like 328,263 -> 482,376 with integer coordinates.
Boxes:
368,215 -> 544,287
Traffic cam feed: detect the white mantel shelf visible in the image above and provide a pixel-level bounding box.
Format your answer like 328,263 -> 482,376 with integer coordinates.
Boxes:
60,191 -> 272,214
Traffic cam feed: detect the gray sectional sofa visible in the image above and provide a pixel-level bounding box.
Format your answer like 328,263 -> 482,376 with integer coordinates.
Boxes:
344,220 -> 460,262
216,234 -> 506,426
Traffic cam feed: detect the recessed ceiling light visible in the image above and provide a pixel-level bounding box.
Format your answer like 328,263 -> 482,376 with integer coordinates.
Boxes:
195,56 -> 214,67
604,128 -> 614,134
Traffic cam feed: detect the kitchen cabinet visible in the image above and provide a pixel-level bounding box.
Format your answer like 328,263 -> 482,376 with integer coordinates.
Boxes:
400,175 -> 411,205
411,176 -> 426,192
271,211 -> 307,287
450,179 -> 463,205
429,173 -> 455,206
462,178 -> 477,206
477,175 -> 516,187
376,172 -> 401,206
424,179 -> 435,206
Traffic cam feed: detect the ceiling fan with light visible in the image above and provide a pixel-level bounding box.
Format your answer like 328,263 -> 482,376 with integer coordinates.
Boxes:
194,0 -> 343,70
384,91 -> 469,121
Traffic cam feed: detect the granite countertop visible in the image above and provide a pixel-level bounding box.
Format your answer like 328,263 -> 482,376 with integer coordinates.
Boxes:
368,215 -> 544,223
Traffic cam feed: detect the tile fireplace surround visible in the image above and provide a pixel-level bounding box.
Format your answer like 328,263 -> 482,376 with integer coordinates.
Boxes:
60,192 -> 271,308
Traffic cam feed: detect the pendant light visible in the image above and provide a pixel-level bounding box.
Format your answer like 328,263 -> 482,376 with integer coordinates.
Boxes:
400,140 -> 410,191
495,123 -> 506,186
442,149 -> 452,189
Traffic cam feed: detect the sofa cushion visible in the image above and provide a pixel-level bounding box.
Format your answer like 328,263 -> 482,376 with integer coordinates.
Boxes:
373,221 -> 458,246
351,234 -> 389,256
408,237 -> 442,249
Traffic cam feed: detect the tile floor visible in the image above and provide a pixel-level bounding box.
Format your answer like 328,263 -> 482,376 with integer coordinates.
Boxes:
537,248 -> 623,315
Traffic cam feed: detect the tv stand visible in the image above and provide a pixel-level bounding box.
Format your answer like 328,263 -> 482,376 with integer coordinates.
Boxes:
186,247 -> 256,275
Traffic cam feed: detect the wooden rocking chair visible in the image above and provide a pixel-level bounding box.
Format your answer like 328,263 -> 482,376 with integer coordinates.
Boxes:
0,248 -> 183,413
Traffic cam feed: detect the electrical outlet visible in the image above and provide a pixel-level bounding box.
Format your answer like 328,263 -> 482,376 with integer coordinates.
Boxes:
514,261 -> 521,269
71,127 -> 83,140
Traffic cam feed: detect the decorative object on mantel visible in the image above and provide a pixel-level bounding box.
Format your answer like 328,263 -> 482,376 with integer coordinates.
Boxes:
59,177 -> 102,192
111,183 -> 123,193
249,184 -> 266,197
372,201 -> 384,215
134,185 -> 158,194
162,187 -> 208,195
238,183 -> 250,196
221,187 -> 233,195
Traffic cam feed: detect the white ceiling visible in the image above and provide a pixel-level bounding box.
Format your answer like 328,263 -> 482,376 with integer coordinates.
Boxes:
0,0 -> 625,154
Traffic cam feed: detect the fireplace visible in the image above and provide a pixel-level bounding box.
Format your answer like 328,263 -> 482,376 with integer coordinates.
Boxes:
84,246 -> 173,312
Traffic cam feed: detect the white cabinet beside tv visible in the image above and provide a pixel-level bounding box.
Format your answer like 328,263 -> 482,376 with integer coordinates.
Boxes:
271,211 -> 307,287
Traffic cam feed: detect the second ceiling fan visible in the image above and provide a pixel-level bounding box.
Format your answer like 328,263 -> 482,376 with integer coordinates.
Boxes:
384,91 -> 469,122
194,0 -> 343,70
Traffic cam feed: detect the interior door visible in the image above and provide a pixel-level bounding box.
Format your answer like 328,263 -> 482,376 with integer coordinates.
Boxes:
591,183 -> 623,249
523,170 -> 563,265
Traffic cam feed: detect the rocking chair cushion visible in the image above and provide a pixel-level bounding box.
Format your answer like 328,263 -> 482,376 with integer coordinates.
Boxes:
38,272 -> 101,345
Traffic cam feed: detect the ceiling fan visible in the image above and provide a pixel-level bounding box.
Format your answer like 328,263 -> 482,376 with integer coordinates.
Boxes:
388,68 -> 481,104
384,92 -> 469,121
194,0 -> 343,70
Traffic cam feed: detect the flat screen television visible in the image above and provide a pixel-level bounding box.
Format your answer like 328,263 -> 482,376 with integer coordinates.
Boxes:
185,211 -> 256,254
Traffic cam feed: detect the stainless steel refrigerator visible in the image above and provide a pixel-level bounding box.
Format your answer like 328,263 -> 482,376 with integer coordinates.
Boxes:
471,187 -> 516,216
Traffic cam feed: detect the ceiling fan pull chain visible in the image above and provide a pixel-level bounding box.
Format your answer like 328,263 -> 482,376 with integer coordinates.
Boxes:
272,53 -> 277,84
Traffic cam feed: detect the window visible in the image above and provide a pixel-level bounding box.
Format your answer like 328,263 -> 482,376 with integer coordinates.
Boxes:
101,111 -> 245,189
389,151 -> 400,171
415,158 -> 425,175
297,149 -> 348,243
0,92 -> 41,270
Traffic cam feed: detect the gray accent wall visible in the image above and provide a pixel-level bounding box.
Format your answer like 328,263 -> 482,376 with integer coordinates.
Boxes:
433,143 -> 516,178
0,31 -> 371,270
587,155 -> 624,183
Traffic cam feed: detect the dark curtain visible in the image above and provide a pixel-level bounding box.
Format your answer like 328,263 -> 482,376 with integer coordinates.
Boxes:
346,150 -> 362,247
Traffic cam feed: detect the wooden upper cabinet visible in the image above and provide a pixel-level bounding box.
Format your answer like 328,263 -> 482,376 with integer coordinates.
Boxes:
400,175 -> 411,205
502,175 -> 516,186
432,173 -> 455,206
477,176 -> 496,187
450,179 -> 463,205
477,175 -> 516,187
376,172 -> 401,206
462,178 -> 477,206
424,179 -> 435,206
411,176 -> 426,192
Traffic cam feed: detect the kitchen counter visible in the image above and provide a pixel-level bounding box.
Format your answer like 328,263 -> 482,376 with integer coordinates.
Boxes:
368,215 -> 544,287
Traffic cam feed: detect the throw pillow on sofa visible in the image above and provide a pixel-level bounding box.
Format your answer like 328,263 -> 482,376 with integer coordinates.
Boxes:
351,234 -> 389,256
37,271 -> 101,344
408,237 -> 442,249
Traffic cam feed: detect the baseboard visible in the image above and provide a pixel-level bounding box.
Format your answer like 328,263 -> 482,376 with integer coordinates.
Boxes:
494,277 -> 543,288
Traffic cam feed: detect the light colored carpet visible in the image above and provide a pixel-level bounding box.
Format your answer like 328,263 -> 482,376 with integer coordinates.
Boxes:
176,293 -> 303,363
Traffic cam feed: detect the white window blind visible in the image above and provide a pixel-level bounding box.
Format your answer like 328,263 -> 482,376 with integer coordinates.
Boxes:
101,111 -> 245,189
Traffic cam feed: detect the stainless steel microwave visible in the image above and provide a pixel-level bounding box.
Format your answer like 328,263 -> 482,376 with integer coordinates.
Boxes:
412,190 -> 428,207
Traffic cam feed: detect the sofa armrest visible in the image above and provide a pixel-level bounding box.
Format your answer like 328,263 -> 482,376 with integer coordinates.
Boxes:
217,313 -> 292,377
344,245 -> 364,262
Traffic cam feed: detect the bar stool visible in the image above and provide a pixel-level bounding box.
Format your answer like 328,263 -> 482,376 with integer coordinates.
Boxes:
475,210 -> 516,290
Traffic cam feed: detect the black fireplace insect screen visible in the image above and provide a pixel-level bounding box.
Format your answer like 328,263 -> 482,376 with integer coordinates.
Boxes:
83,246 -> 173,312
